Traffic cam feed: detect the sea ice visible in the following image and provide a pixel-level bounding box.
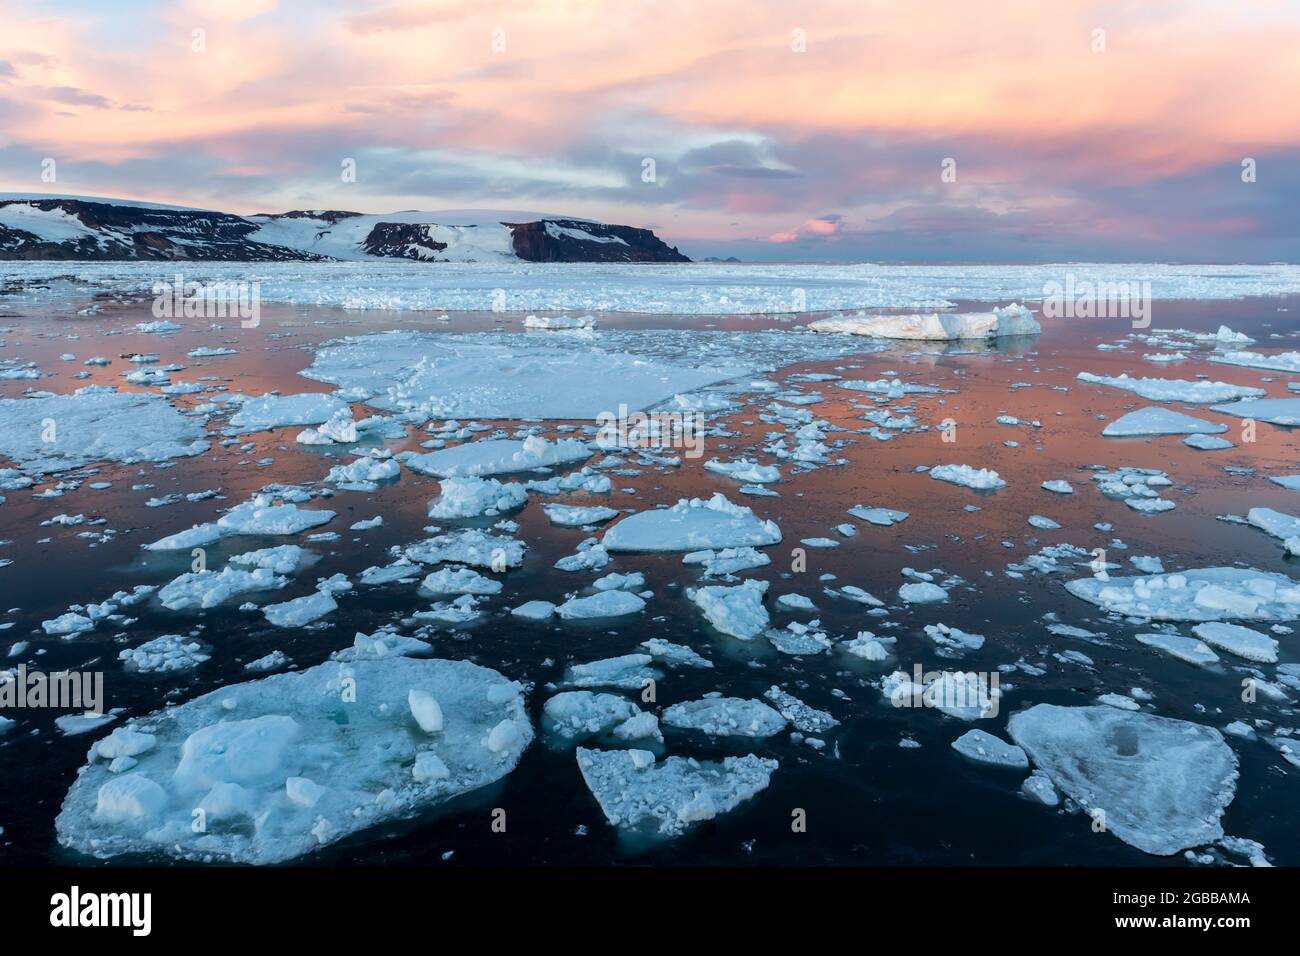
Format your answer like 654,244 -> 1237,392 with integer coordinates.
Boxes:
1006,704 -> 1237,856
1065,567 -> 1300,622
809,303 -> 1039,340
1136,632 -> 1220,666
576,748 -> 777,838
661,697 -> 787,737
226,393 -> 349,434
951,729 -> 1028,768
543,504 -> 619,527
1191,622 -> 1278,663
1102,407 -> 1227,437
1210,397 -> 1300,427
556,590 -> 646,619
1076,372 -> 1264,403
603,494 -> 780,552
427,476 -> 528,519
262,589 -> 338,627
0,390 -> 209,474
55,657 -> 531,864
929,464 -> 1006,491
401,436 -> 590,477
687,579 -> 770,640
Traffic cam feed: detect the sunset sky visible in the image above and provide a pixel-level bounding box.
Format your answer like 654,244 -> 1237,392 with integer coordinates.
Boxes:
1,0 -> 1297,261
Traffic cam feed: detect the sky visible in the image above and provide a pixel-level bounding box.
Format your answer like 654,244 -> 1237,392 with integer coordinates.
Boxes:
1,0 -> 1298,262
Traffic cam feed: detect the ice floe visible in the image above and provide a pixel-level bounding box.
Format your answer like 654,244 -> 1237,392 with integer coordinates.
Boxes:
604,493 -> 780,552
809,303 -> 1039,340
1076,372 -> 1264,403
401,435 -> 590,477
661,696 -> 787,737
1102,406 -> 1227,437
1065,567 -> 1300,622
0,389 -> 209,475
56,657 -> 531,863
576,748 -> 777,838
687,579 -> 769,639
1007,704 -> 1237,856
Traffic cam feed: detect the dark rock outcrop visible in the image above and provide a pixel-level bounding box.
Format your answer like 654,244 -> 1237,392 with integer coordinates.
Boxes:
507,219 -> 689,263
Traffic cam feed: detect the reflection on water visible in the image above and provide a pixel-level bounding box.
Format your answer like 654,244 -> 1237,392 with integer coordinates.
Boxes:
1,293 -> 1297,866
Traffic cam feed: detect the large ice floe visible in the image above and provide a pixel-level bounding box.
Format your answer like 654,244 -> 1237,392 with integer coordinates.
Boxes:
603,493 -> 781,552
1209,397 -> 1300,427
300,328 -> 874,421
1208,350 -> 1300,374
1076,372 -> 1265,404
807,303 -> 1040,340
56,658 -> 531,864
225,393 -> 349,435
1101,406 -> 1227,437
576,747 -> 777,838
1065,567 -> 1300,622
400,436 -> 590,477
1007,704 -> 1237,856
0,389 -> 209,474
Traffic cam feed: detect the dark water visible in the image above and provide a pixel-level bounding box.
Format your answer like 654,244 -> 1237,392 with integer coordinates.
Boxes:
1,293 -> 1297,867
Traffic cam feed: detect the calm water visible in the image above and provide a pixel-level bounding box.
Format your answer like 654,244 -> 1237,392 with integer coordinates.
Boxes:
1,293 -> 1297,866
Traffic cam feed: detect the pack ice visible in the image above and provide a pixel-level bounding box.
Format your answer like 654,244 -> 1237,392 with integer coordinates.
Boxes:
1007,704 -> 1237,856
1065,567 -> 1300,622
56,658 -> 531,864
603,493 -> 781,552
0,390 -> 209,474
302,331 -> 745,420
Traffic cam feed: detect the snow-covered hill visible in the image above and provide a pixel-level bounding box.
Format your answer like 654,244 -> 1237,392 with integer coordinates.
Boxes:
0,195 -> 690,263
